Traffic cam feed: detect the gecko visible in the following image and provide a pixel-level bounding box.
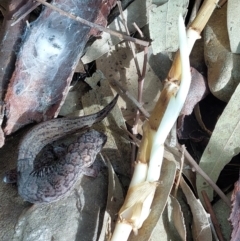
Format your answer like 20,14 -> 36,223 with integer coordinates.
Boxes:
3,95 -> 118,203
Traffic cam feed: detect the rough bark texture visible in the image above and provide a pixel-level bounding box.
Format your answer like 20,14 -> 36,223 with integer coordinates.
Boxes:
4,0 -> 116,135
0,0 -> 31,147
0,0 -> 30,99
229,179 -> 240,241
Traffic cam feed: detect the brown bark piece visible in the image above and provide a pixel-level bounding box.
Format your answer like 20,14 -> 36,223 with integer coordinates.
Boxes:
0,0 -> 31,99
0,0 -> 32,147
229,179 -> 240,241
4,0 -> 116,135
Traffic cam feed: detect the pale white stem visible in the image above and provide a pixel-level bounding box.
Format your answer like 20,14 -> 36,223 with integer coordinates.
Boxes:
111,222 -> 132,241
146,144 -> 164,182
186,28 -> 201,54
130,162 -> 148,187
148,15 -> 191,181
111,15 -> 191,241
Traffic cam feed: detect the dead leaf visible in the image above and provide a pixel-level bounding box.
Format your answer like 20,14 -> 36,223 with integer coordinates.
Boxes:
213,192 -> 231,240
149,196 -> 185,241
181,68 -> 209,116
81,78 -> 132,177
180,177 -> 212,241
149,0 -> 189,54
98,159 -> 124,241
177,67 -> 209,140
171,195 -> 187,241
96,46 -> 162,126
227,0 -> 240,54
196,83 -> 240,202
81,0 -> 152,64
58,81 -> 86,117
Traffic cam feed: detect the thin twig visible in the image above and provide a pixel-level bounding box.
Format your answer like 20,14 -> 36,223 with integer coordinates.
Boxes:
217,0 -> 227,8
202,191 -> 225,241
35,0 -> 149,47
194,103 -> 212,136
120,125 -> 141,146
110,79 -> 150,118
177,143 -> 231,207
187,0 -> 202,27
131,44 -> 147,169
117,1 -> 141,77
116,1 -> 142,169
132,22 -> 144,38
174,145 -> 185,197
11,2 -> 41,26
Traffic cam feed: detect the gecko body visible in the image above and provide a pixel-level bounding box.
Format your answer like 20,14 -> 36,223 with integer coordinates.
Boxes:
4,95 -> 118,203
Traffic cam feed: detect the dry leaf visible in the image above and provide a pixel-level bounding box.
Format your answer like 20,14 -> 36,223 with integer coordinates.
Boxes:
196,83 -> 240,202
149,196 -> 186,241
213,193 -> 231,240
81,0 -> 152,64
227,0 -> 240,53
177,67 -> 209,140
180,177 -> 212,241
149,0 -> 189,54
171,195 -> 187,241
81,78 -> 131,177
96,46 -> 162,125
181,67 -> 208,116
98,159 -> 124,241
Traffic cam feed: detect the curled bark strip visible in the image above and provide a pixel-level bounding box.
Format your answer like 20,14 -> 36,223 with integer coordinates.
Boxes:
4,0 -> 116,135
0,0 -> 31,147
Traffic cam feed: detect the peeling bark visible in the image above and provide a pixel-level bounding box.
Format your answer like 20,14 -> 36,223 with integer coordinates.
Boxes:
0,0 -> 31,147
229,179 -> 240,241
4,0 -> 116,135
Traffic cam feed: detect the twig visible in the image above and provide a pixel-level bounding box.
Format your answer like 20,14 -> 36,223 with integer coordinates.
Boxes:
11,2 -> 41,26
35,0 -> 149,47
110,79 -> 150,118
187,0 -> 202,26
202,190 -> 225,241
194,103 -> 212,136
116,1 -> 142,170
132,22 -> 144,38
120,125 -> 141,146
177,143 -> 231,207
174,145 -> 185,197
217,0 -> 227,8
117,1 -> 141,77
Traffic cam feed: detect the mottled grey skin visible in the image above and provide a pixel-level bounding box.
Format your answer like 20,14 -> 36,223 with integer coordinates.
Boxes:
19,129 -> 107,203
5,95 -> 118,203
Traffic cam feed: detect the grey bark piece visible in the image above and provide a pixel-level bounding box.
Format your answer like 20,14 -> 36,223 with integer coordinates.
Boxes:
204,4 -> 240,102
227,0 -> 240,54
